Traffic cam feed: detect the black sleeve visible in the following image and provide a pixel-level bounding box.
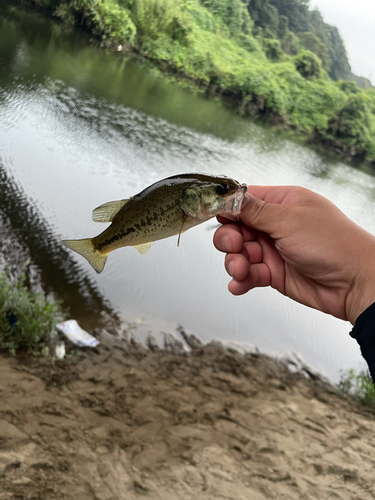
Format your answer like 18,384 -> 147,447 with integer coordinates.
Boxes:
350,301 -> 375,381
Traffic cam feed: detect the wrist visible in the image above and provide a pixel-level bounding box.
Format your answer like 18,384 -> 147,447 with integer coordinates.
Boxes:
346,266 -> 375,325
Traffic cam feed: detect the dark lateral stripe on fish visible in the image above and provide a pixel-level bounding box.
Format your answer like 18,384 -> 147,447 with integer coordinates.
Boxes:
96,203 -> 181,251
63,174 -> 245,273
96,227 -> 136,251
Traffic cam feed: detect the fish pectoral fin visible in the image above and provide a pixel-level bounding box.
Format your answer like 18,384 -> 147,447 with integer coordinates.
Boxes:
177,213 -> 188,247
92,199 -> 130,223
133,242 -> 153,255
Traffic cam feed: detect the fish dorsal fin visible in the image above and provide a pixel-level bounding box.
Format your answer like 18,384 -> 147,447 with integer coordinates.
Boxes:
133,242 -> 153,255
92,199 -> 130,223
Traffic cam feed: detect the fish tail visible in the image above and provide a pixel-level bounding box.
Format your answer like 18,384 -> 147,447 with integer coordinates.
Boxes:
63,238 -> 108,274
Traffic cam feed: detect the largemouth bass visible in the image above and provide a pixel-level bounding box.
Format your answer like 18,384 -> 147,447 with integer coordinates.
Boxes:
63,173 -> 247,273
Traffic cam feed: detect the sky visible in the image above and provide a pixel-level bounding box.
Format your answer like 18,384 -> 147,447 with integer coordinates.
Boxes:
311,0 -> 375,84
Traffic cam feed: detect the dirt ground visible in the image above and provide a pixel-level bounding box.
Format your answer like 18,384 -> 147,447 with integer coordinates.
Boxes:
1,329 -> 375,500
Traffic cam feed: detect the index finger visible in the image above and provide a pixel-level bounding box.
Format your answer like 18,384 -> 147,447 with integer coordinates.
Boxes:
216,216 -> 257,242
213,223 -> 244,253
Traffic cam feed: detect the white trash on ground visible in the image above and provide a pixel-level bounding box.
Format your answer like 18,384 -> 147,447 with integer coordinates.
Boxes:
55,340 -> 66,359
56,320 -> 99,348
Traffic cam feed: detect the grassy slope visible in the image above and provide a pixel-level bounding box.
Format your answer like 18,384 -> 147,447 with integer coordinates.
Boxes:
30,0 -> 375,164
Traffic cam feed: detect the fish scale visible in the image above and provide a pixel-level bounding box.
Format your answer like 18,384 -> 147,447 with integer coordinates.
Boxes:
94,182 -> 198,252
63,173 -> 247,273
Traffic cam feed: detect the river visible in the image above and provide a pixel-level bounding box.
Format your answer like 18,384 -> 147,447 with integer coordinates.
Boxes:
1,2 -> 375,381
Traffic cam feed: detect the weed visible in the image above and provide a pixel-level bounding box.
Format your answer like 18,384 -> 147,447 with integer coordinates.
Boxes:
0,272 -> 64,354
338,368 -> 375,408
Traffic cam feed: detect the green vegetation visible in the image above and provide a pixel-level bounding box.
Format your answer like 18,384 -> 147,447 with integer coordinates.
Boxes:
247,0 -> 351,81
294,49 -> 321,79
338,368 -> 375,408
0,272 -> 63,354
26,0 -> 375,164
350,72 -> 374,90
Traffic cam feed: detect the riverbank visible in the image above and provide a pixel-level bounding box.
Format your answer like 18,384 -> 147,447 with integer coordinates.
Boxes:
1,331 -> 375,500
21,0 -> 375,167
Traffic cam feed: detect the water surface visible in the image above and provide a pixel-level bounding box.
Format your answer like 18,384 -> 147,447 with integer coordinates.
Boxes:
1,2 -> 374,380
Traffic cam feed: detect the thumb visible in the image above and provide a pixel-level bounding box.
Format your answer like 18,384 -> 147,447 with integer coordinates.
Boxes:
240,195 -> 285,236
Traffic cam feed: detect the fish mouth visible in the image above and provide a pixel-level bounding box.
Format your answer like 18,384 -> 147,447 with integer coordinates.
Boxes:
224,183 -> 248,217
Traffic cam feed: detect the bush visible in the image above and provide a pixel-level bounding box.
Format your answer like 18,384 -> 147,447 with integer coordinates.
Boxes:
26,0 -> 375,163
281,30 -> 302,56
131,0 -> 190,42
168,15 -> 191,44
338,368 -> 375,407
54,3 -> 76,24
339,80 -> 360,95
54,0 -> 137,45
238,33 -> 260,53
92,0 -> 137,44
335,94 -> 370,140
181,1 -> 217,33
263,38 -> 282,60
294,50 -> 321,79
201,0 -> 253,38
0,273 -> 63,354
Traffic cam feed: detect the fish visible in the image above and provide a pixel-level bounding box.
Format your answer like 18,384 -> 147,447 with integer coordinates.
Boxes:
63,173 -> 247,274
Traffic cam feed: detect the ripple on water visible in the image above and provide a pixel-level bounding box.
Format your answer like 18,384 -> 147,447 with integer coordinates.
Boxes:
1,9 -> 374,380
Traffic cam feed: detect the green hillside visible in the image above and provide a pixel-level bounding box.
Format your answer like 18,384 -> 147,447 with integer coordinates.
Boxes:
27,0 -> 375,164
247,0 -> 351,81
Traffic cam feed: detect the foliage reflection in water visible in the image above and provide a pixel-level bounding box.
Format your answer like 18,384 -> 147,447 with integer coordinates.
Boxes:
0,159 -> 120,330
1,2 -> 375,380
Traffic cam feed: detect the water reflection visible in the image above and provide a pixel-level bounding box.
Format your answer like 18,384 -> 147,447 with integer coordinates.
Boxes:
0,2 -> 280,146
1,1 -> 375,381
0,158 -> 120,330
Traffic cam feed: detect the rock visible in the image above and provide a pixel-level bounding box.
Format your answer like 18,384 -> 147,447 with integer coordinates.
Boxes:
177,325 -> 204,350
0,421 -> 28,441
163,332 -> 187,354
146,334 -> 159,353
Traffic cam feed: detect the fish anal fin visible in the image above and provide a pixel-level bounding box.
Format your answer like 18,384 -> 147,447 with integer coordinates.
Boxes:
92,199 -> 130,223
133,242 -> 153,255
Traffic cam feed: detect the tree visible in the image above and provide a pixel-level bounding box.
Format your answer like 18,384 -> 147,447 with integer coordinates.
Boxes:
201,0 -> 253,37
297,31 -> 330,70
247,0 -> 279,35
263,38 -> 282,60
328,26 -> 351,81
277,14 -> 288,39
269,0 -> 309,32
247,0 -> 351,81
282,30 -> 301,55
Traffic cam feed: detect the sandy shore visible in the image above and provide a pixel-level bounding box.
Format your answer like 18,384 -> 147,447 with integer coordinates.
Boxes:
1,330 -> 375,500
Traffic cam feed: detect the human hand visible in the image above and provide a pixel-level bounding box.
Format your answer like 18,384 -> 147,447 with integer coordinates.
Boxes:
213,186 -> 375,325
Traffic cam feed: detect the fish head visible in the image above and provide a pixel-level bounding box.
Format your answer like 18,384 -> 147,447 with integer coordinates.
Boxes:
181,176 -> 247,220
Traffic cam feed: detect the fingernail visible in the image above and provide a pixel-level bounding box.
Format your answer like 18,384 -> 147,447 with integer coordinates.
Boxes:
228,260 -> 234,277
221,234 -> 231,252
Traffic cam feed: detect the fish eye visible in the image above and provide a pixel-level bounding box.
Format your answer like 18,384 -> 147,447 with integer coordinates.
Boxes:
216,184 -> 229,196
